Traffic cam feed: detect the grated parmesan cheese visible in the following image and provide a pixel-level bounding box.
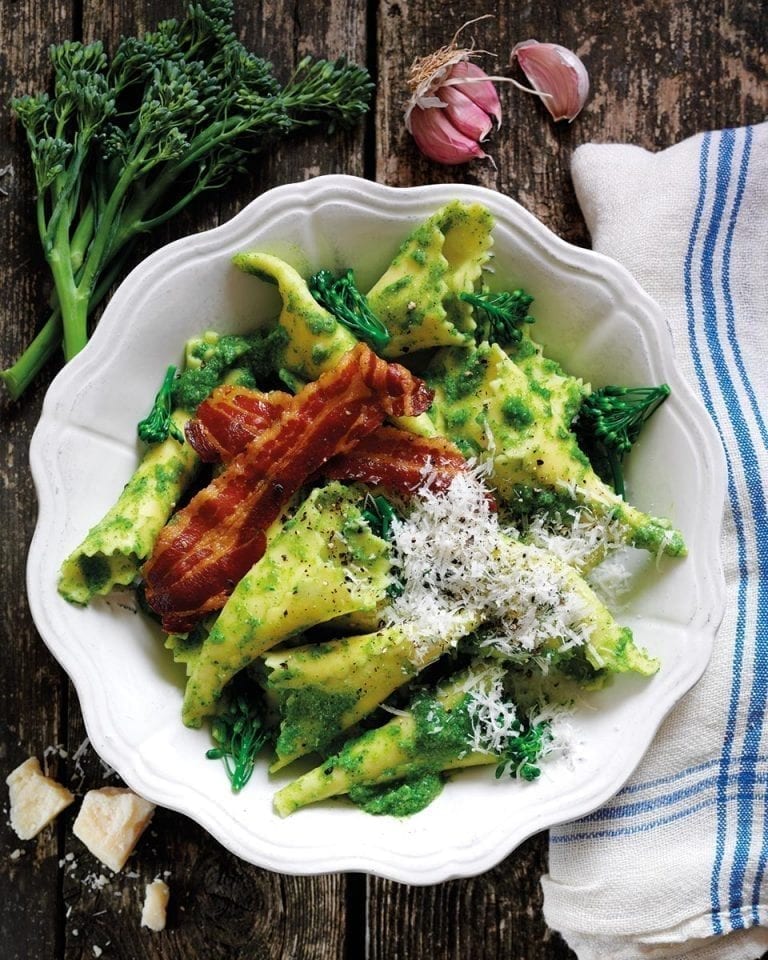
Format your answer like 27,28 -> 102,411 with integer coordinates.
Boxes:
523,503 -> 626,573
463,669 -> 521,755
385,470 -> 604,664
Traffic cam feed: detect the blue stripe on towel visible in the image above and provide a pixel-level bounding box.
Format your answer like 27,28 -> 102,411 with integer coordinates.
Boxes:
551,779 -> 768,844
713,124 -> 768,928
679,130 -> 743,936
683,133 -> 743,933
699,128 -> 768,933
576,767 -> 768,824
717,126 -> 768,930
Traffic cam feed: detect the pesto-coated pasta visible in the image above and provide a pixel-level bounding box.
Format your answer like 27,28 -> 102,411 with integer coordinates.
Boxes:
58,411 -> 198,604
232,251 -> 357,381
60,199 -> 687,817
272,663 -> 502,817
181,482 -> 393,728
427,339 -> 686,560
366,200 -> 494,357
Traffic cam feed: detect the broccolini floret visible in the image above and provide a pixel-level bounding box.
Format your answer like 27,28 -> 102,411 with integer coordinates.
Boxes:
460,288 -> 536,345
206,684 -> 269,793
494,719 -> 553,781
574,384 -> 671,498
137,366 -> 185,445
309,269 -> 391,352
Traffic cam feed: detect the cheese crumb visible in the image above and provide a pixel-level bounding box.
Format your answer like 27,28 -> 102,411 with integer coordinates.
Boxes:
72,787 -> 155,872
6,757 -> 75,840
141,878 -> 170,932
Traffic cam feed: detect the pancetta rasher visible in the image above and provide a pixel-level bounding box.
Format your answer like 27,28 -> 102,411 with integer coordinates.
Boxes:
186,385 -> 470,498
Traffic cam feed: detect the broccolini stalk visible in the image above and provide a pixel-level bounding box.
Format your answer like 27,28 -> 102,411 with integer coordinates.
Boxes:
308,269 -> 391,352
460,288 -> 535,345
137,366 -> 185,445
575,384 -> 671,498
3,0 -> 373,400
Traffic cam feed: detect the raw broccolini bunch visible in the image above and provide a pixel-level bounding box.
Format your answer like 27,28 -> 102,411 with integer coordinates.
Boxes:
3,0 -> 373,400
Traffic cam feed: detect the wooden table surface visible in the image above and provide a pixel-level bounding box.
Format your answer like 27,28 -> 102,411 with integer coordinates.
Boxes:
1,2 -> 766,958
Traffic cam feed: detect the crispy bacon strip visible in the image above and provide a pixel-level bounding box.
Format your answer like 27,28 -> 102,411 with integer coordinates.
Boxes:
185,385 -> 292,463
319,426 -> 469,496
186,386 -> 472,498
143,344 -> 432,632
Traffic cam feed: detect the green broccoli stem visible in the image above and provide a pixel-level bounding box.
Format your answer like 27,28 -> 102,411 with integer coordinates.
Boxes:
69,203 -> 96,273
0,308 -> 62,401
1,245 -> 135,399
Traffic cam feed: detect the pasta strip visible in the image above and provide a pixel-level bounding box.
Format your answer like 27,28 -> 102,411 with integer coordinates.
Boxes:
142,344 -> 433,632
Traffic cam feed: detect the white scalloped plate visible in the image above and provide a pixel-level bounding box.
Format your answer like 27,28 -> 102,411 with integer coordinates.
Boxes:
27,175 -> 725,884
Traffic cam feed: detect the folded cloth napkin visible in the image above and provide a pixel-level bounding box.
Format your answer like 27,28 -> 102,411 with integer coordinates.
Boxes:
541,122 -> 768,960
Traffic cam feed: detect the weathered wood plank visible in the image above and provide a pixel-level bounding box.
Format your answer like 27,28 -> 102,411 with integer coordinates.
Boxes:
367,835 -> 568,960
0,0 -> 75,956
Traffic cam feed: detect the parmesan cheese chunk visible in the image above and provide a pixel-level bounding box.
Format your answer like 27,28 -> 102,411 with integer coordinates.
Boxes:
6,757 -> 75,840
73,787 -> 155,872
141,878 -> 170,932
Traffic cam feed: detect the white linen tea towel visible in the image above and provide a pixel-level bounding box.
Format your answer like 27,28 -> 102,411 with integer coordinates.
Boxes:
541,122 -> 768,960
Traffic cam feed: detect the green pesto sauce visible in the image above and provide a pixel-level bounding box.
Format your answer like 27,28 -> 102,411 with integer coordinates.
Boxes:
505,484 -> 579,519
434,352 -> 489,403
626,513 -> 685,555
276,686 -> 359,758
311,344 -> 331,366
411,693 -> 474,761
344,694 -> 475,817
501,395 -> 533,429
152,459 -> 184,495
528,378 -> 552,400
383,275 -> 412,296
504,335 -> 538,361
348,773 -> 443,817
173,330 -> 286,411
612,626 -> 634,664
455,437 -> 482,458
547,645 -> 606,686
444,407 -> 470,429
305,311 -> 337,335
78,554 -> 112,592
568,436 -> 592,468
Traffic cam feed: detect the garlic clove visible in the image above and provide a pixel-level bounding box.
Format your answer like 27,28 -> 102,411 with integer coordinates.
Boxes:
511,39 -> 589,122
445,61 -> 502,126
408,104 -> 488,165
437,84 -> 495,143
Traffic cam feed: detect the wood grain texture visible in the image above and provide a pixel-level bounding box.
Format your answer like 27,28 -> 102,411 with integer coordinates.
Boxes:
1,1 -> 767,958
0,0 -> 74,957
